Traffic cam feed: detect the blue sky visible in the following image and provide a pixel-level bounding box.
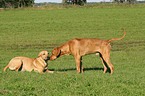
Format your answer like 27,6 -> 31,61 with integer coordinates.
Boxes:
34,0 -> 112,3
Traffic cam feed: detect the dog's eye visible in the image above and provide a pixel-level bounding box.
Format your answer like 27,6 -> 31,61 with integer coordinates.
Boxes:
43,53 -> 45,55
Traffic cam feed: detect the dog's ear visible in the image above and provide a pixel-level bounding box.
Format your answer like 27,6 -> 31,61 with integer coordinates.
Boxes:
53,47 -> 61,56
38,51 -> 43,57
56,48 -> 61,57
38,53 -> 42,57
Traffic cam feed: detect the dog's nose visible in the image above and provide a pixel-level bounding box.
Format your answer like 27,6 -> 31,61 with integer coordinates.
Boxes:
47,56 -> 50,60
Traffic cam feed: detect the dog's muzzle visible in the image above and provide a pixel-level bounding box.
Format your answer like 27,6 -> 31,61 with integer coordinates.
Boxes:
47,56 -> 50,60
50,55 -> 57,60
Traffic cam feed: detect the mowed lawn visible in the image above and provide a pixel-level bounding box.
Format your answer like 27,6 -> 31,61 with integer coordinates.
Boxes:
0,7 -> 145,95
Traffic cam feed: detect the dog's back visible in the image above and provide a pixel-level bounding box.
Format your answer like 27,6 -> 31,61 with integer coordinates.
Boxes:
67,38 -> 108,56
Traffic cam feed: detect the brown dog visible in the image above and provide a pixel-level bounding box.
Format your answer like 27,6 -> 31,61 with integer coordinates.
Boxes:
3,51 -> 53,73
50,28 -> 126,74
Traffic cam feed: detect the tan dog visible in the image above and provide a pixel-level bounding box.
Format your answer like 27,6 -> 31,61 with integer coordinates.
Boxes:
50,28 -> 126,74
3,51 -> 53,73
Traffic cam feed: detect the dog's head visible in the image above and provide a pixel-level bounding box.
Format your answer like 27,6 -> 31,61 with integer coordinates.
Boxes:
38,51 -> 50,61
50,47 -> 61,60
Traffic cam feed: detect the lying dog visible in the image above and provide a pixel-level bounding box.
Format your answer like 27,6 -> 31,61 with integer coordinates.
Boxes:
3,51 -> 53,73
50,28 -> 126,74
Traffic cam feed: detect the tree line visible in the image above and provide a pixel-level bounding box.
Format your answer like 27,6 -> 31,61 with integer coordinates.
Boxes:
63,0 -> 86,5
0,0 -> 137,8
0,0 -> 34,8
64,0 -> 137,5
114,0 -> 136,4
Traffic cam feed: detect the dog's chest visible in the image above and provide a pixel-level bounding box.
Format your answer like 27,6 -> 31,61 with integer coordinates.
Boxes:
33,58 -> 47,67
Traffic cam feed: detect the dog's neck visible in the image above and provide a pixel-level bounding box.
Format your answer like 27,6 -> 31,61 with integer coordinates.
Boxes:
34,57 -> 47,67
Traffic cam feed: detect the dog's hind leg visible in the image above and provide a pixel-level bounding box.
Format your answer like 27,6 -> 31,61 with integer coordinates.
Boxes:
100,56 -> 108,73
102,54 -> 114,74
97,53 -> 107,73
8,58 -> 23,71
101,47 -> 114,74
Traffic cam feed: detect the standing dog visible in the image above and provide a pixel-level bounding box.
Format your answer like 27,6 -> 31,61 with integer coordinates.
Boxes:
3,51 -> 53,73
50,28 -> 126,74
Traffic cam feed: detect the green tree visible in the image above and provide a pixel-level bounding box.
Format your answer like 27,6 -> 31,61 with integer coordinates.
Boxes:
114,0 -> 136,4
0,0 -> 34,8
63,0 -> 86,5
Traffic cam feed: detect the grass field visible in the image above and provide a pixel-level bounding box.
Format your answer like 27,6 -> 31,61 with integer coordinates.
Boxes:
0,6 -> 145,95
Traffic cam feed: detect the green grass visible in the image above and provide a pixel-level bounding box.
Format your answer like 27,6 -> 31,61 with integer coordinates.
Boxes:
0,6 -> 145,95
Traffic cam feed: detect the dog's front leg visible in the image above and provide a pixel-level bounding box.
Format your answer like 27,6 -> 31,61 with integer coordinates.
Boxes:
46,70 -> 54,73
80,57 -> 83,73
75,55 -> 81,73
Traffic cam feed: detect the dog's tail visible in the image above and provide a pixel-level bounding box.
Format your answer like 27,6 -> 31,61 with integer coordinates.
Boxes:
3,65 -> 9,72
107,28 -> 126,43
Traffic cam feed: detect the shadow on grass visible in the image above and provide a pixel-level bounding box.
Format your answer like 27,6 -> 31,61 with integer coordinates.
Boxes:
49,67 -> 104,72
